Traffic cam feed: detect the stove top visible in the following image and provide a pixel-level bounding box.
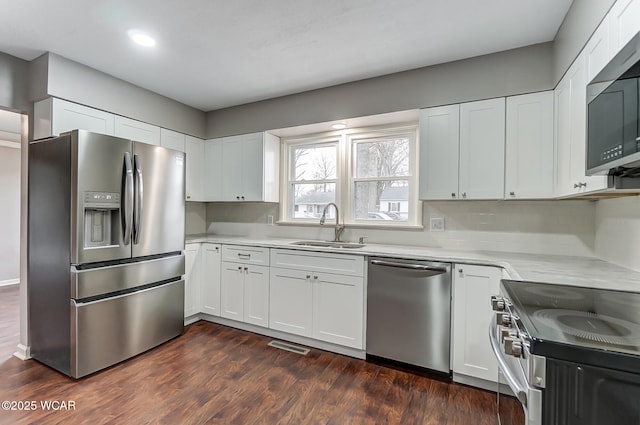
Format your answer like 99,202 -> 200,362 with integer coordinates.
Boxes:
501,280 -> 640,371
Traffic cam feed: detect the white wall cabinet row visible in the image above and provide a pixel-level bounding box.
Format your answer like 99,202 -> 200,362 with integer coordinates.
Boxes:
33,97 -> 193,150
419,92 -> 555,201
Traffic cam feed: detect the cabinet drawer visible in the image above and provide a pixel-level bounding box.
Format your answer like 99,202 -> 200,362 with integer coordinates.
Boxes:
270,249 -> 364,277
222,245 -> 270,265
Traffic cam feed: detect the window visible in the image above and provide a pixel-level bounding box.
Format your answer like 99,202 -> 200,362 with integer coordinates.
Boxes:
281,125 -> 420,227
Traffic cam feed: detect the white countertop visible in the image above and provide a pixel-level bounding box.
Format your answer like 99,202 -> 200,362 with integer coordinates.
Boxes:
186,234 -> 640,292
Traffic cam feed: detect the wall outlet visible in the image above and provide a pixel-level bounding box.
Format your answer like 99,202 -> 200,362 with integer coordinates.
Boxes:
430,216 -> 445,232
267,215 -> 274,225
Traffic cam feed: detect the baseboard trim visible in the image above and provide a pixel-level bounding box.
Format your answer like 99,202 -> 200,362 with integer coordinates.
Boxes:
0,279 -> 19,287
14,344 -> 31,360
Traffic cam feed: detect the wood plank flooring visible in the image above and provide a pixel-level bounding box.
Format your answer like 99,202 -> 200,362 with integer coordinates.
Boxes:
0,284 -> 521,424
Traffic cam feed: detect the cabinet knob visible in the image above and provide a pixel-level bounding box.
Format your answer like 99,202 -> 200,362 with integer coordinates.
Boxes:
573,183 -> 579,188
306,274 -> 311,279
313,275 -> 318,280
509,191 -> 515,196
236,196 -> 240,200
244,267 -> 248,271
241,196 -> 245,200
451,193 -> 456,198
186,195 -> 191,199
237,266 -> 242,271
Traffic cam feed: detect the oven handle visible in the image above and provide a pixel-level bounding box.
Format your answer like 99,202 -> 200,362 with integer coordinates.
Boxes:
489,319 -> 528,407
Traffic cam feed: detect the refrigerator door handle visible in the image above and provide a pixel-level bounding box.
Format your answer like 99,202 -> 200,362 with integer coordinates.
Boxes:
122,152 -> 134,245
133,154 -> 144,244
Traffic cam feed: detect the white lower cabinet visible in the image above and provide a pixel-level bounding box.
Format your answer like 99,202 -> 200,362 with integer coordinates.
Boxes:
452,264 -> 502,383
184,243 -> 202,318
269,249 -> 364,349
220,245 -> 270,328
200,244 -> 221,316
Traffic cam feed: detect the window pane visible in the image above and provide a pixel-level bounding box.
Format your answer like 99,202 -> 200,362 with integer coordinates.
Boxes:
292,183 -> 336,219
293,145 -> 336,181
355,137 -> 410,178
353,180 -> 408,221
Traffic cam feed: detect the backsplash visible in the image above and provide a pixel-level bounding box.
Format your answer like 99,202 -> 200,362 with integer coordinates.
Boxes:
595,196 -> 640,272
199,200 -> 597,257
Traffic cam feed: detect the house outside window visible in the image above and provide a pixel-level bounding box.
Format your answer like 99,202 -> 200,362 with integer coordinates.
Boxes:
280,125 -> 421,228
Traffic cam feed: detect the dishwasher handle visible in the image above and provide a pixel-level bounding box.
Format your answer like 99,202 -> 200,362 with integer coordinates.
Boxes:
370,259 -> 448,273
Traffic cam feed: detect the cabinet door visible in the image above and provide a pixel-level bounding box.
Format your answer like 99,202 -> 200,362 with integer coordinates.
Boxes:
160,128 -> 186,152
585,19 -> 611,83
505,91 -> 554,199
243,264 -> 270,327
269,267 -> 312,337
418,104 -> 460,200
221,262 -> 245,321
221,136 -> 245,201
459,98 -> 506,199
555,73 -> 572,197
201,244 -> 221,316
609,0 -> 640,55
114,116 -> 160,145
184,244 -> 202,318
239,133 -> 265,201
185,135 -> 204,201
452,264 -> 501,382
312,273 -> 364,349
204,138 -> 223,201
44,98 -> 115,138
568,54 -> 609,194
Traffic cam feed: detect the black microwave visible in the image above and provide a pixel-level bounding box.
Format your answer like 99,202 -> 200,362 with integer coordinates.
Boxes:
587,31 -> 640,176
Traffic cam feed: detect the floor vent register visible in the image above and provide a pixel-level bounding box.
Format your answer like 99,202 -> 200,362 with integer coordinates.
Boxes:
267,340 -> 310,355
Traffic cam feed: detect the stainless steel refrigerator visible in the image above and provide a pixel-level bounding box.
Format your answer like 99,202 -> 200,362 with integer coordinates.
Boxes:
28,129 -> 185,378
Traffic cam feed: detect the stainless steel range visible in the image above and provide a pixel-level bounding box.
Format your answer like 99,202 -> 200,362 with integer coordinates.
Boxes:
490,280 -> 640,425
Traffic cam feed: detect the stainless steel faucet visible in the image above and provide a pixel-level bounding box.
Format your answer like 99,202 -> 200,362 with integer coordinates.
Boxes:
320,202 -> 344,242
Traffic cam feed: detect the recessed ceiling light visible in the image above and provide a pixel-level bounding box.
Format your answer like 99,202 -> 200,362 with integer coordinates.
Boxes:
127,30 -> 156,47
331,123 -> 347,130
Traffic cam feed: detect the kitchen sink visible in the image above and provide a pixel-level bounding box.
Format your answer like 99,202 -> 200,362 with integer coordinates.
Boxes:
291,240 -> 366,249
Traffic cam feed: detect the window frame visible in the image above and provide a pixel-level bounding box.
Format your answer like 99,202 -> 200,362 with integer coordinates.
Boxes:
279,124 -> 422,228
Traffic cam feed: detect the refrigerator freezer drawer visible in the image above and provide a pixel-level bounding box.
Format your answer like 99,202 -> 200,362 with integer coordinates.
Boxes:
71,254 -> 185,299
71,279 -> 184,378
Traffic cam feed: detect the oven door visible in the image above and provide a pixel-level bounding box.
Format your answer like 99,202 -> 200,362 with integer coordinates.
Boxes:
489,322 -> 542,425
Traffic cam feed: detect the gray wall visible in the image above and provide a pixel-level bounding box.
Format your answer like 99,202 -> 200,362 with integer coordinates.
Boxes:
0,145 -> 20,282
0,52 -> 31,113
45,53 -> 207,138
552,0 -> 616,83
206,42 -> 554,138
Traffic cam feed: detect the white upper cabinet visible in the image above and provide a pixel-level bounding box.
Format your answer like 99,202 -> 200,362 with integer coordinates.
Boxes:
160,128 -> 186,152
554,52 -> 609,197
205,132 -> 280,202
34,97 -> 115,140
419,98 -> 505,200
114,115 -> 160,145
185,135 -> 205,201
585,19 -> 611,83
608,0 -> 640,58
459,98 -> 506,199
418,104 -> 460,200
505,91 -> 555,199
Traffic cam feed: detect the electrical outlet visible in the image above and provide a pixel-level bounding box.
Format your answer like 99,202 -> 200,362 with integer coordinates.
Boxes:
267,215 -> 274,225
430,216 -> 445,232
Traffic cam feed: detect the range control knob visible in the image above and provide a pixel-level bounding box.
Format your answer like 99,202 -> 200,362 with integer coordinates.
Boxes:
500,327 -> 517,343
497,312 -> 511,327
491,296 -> 505,311
504,337 -> 522,357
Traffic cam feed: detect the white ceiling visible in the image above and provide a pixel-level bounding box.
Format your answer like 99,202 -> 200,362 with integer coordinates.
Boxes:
0,0 -> 573,112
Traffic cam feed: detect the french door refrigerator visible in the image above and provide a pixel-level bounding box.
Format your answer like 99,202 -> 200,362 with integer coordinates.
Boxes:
28,129 -> 185,378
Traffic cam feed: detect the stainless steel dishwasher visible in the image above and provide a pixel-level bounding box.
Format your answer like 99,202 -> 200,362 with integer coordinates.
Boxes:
366,257 -> 452,375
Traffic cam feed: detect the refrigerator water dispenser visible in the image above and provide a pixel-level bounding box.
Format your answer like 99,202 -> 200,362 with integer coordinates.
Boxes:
83,192 -> 120,248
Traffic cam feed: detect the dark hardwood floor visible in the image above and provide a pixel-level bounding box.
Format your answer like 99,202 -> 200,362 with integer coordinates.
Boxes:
0,283 -> 514,424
